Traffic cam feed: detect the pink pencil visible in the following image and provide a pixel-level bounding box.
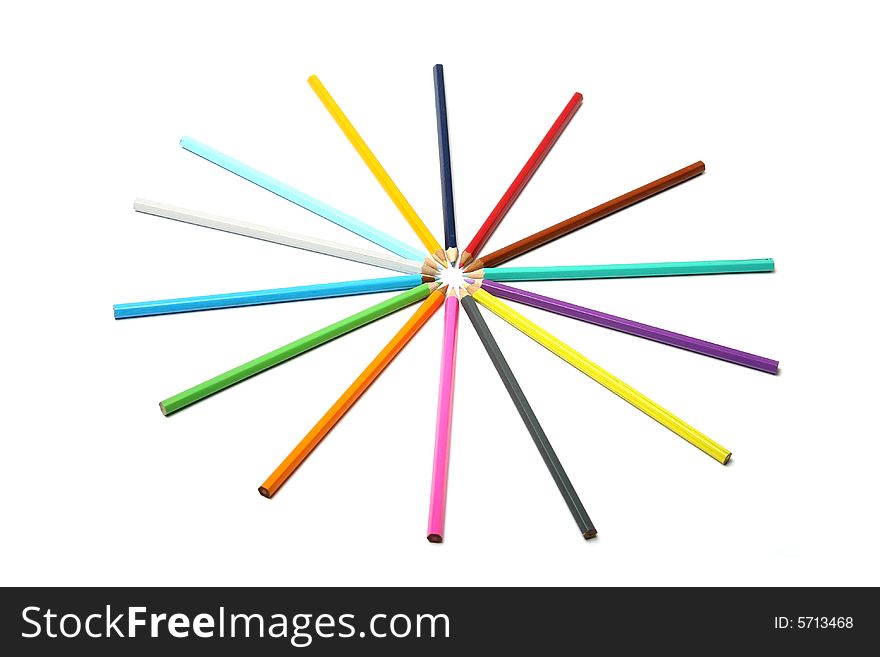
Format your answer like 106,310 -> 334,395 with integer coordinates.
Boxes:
427,293 -> 460,543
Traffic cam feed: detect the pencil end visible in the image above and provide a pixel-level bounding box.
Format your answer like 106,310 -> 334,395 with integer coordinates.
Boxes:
159,401 -> 169,417
258,486 -> 272,499
427,534 -> 443,544
583,528 -> 598,540
722,453 -> 732,465
462,258 -> 483,273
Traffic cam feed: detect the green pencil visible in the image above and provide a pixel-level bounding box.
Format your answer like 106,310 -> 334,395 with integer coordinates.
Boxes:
476,258 -> 775,282
160,282 -> 439,415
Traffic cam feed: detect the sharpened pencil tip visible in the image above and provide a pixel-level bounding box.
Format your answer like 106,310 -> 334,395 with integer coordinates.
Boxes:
583,529 -> 597,540
427,534 -> 443,544
258,486 -> 272,498
462,258 -> 483,273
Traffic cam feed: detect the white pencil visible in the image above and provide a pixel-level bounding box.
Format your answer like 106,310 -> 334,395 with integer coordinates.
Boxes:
133,199 -> 424,275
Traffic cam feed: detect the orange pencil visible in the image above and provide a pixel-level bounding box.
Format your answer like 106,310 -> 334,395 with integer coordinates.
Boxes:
259,286 -> 446,498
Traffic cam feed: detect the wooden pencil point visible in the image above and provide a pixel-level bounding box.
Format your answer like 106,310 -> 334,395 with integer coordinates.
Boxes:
462,258 -> 484,273
427,281 -> 442,292
432,249 -> 449,266
458,251 -> 473,268
467,268 -> 485,279
445,247 -> 458,265
421,274 -> 439,284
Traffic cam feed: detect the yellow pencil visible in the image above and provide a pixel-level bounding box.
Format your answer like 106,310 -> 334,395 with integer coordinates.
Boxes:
308,75 -> 444,259
469,286 -> 731,464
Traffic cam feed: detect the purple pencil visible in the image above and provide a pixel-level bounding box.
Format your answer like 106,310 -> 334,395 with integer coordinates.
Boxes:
480,280 -> 778,374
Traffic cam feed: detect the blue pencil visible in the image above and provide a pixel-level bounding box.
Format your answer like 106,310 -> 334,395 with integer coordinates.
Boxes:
179,137 -> 427,262
114,274 -> 424,319
433,64 -> 457,261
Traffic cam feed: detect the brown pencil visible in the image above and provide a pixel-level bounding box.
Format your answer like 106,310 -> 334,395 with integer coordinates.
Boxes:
463,161 -> 705,271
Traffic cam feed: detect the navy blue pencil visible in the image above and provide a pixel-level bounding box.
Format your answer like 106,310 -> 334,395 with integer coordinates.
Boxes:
433,64 -> 457,264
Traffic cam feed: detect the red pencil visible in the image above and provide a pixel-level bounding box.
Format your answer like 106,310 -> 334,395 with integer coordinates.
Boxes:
458,92 -> 583,267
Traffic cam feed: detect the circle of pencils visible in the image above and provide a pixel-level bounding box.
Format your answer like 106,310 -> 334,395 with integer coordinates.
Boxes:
119,66 -> 778,542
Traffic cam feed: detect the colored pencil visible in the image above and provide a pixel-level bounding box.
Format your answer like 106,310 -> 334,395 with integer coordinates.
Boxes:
259,288 -> 446,498
463,161 -> 706,271
433,64 -> 457,263
114,274 -> 426,320
160,282 -> 438,416
179,136 -> 426,261
469,285 -> 731,464
460,292 -> 596,539
427,292 -> 460,543
481,280 -> 779,374
459,91 -> 583,268
134,200 -> 424,275
307,75 -> 445,260
475,258 -> 775,282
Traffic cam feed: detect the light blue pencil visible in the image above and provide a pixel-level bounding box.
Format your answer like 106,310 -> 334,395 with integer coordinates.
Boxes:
180,136 -> 426,262
480,259 -> 775,282
114,274 -> 425,319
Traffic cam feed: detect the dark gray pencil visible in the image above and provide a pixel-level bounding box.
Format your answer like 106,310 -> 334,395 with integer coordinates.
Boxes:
459,292 -> 597,539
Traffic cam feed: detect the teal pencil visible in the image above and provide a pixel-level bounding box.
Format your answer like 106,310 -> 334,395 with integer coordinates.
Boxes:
478,259 -> 775,282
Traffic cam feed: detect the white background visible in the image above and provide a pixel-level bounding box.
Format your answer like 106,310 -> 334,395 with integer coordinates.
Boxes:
2,1 -> 878,587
